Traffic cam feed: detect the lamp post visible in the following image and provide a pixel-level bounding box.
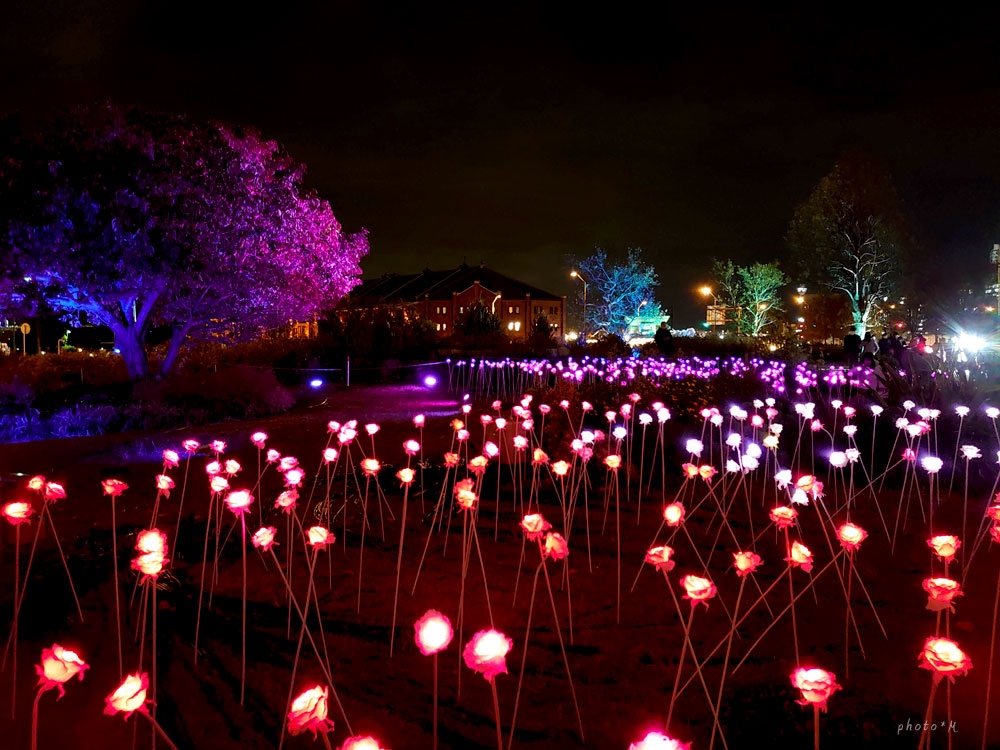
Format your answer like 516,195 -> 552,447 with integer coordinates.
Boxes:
571,270 -> 588,344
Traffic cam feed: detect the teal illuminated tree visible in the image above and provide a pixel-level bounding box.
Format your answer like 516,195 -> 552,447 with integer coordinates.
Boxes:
0,104 -> 368,378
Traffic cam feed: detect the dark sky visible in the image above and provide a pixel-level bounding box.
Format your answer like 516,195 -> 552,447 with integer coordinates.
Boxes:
3,3 -> 1000,326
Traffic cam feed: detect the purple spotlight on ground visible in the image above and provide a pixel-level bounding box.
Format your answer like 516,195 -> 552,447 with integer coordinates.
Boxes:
309,378 -> 324,388
423,375 -> 437,387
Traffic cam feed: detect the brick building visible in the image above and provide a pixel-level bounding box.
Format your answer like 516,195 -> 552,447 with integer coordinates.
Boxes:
343,263 -> 567,341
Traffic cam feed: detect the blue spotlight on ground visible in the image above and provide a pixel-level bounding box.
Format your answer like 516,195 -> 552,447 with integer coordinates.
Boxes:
309,378 -> 324,388
423,375 -> 437,387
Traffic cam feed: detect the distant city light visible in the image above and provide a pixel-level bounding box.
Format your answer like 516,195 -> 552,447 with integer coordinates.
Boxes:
955,332 -> 987,353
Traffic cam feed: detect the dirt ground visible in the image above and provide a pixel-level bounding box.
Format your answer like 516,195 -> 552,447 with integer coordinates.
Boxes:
0,383 -> 998,749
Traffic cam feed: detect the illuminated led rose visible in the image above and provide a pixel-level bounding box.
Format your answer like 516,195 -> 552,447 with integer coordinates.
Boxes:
206,460 -> 222,476
870,405 -> 883,416
921,456 -> 943,474
463,629 -> 513,680
275,489 -> 298,513
533,448 -> 549,466
210,440 -> 226,454
769,506 -> 797,529
991,524 -> 1000,544
224,459 -> 242,475
2,501 -> 33,525
155,475 -> 175,495
495,418 -> 507,430
681,463 -> 699,479
955,444 -> 981,462
27,475 -> 45,492
444,452 -> 460,467
306,526 -> 336,548
829,452 -> 848,469
43,482 -> 66,502
413,414 -> 425,427
685,439 -> 703,456
681,575 -> 717,607
786,541 -> 813,572
454,480 -> 478,511
250,431 -> 268,449
322,448 -> 338,464
340,736 -> 386,750
287,685 -> 335,737
645,545 -> 675,572
414,609 -> 454,656
542,532 -> 569,561
919,637 -> 972,679
365,423 -> 380,436
810,419 -> 823,432
251,526 -> 277,551
520,513 -> 551,542
790,667 -> 840,711
279,456 -> 300,472
663,502 -> 685,527
104,672 -> 149,718
628,730 -> 691,750
928,535 -> 960,562
725,433 -> 741,448
224,490 -> 254,515
639,413 -> 653,426
468,455 -> 489,476
903,448 -> 916,461
552,460 -> 570,477
135,530 -> 166,557
132,551 -> 166,580
102,478 -> 128,497
284,468 -> 305,488
162,449 -> 180,468
403,439 -> 420,455
396,468 -> 416,485
182,439 -> 200,453
843,405 -> 856,418
733,551 -> 762,577
774,469 -> 792,489
210,476 -> 230,494
923,577 -> 962,612
451,419 -> 465,432
698,465 -> 716,481
35,644 -> 89,697
837,523 -> 868,552
361,459 -> 381,477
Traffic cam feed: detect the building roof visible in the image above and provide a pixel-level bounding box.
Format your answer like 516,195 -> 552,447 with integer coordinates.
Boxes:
347,263 -> 564,306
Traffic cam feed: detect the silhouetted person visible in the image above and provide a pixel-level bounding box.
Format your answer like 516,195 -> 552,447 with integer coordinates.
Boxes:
654,322 -> 674,356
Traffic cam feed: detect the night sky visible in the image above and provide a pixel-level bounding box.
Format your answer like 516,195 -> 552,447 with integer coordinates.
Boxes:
3,3 -> 1000,326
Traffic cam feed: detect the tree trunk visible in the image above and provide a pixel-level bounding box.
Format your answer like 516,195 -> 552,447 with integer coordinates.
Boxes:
160,324 -> 191,377
112,324 -> 149,380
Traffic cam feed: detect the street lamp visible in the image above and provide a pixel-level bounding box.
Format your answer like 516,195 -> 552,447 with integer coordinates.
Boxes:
570,270 -> 588,344
699,285 -> 722,327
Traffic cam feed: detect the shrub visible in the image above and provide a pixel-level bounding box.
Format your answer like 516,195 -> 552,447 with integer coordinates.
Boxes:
148,365 -> 296,422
